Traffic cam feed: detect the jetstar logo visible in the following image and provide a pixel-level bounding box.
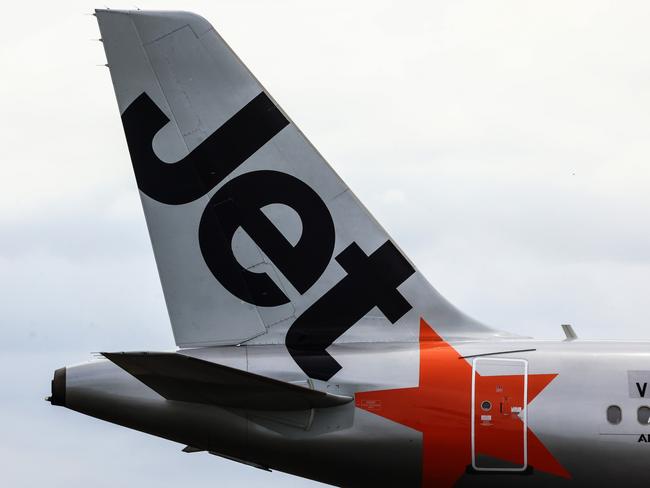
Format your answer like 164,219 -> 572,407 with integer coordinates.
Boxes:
356,319 -> 570,486
120,92 -> 415,380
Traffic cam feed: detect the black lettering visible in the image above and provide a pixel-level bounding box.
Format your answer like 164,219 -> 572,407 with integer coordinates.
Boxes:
286,241 -> 415,380
639,434 -> 648,443
121,92 -> 289,205
637,382 -> 648,398
199,170 -> 335,306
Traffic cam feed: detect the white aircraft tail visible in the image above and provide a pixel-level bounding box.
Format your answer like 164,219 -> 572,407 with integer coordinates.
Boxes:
96,10 -> 508,380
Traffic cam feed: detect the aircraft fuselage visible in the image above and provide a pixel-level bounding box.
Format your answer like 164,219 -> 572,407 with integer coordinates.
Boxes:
54,334 -> 650,486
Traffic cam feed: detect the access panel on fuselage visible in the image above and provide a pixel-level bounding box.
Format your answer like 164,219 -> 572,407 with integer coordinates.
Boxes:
472,357 -> 528,472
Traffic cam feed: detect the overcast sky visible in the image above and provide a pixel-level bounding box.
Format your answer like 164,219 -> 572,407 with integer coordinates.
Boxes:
3,1 -> 650,486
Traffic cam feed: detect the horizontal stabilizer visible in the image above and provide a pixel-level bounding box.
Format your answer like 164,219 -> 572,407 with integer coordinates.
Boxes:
102,352 -> 352,410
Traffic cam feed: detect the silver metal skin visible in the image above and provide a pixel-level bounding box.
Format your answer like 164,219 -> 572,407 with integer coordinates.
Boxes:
50,9 -> 650,487
56,341 -> 650,486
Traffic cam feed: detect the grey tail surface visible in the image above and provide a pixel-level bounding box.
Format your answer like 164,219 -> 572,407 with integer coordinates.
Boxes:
96,9 -> 511,380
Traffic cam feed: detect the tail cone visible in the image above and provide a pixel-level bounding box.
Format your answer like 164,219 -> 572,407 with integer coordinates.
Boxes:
50,367 -> 66,407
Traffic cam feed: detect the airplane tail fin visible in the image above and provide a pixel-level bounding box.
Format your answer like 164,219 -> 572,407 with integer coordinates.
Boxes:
96,10 -> 509,380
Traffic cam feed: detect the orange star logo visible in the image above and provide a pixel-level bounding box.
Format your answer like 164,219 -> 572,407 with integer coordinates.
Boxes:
356,318 -> 570,486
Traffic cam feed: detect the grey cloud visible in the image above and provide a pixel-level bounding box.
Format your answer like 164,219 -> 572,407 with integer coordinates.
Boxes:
3,1 -> 650,486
